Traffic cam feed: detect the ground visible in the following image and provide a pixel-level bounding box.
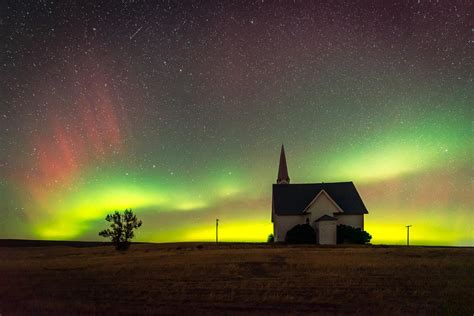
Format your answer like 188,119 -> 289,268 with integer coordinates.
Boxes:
0,241 -> 473,315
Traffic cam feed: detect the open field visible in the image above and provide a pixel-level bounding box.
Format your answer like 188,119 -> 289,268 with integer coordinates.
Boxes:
0,241 -> 473,315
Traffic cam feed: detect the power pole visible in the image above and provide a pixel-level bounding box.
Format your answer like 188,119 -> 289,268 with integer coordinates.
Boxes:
406,225 -> 412,246
216,218 -> 219,244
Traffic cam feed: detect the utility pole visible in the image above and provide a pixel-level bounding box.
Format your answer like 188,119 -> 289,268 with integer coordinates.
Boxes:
216,218 -> 219,244
406,225 -> 412,246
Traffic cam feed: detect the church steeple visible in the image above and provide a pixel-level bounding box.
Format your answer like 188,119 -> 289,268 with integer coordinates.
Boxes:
276,144 -> 290,184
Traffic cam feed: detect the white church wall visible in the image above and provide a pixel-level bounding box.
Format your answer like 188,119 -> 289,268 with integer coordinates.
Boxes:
316,221 -> 337,245
336,214 -> 364,230
306,191 -> 341,223
273,215 -> 305,242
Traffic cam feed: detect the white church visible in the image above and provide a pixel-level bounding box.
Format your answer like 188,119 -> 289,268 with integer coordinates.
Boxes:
271,145 -> 369,244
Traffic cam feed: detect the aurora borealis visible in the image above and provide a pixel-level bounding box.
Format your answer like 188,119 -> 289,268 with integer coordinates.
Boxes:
1,1 -> 472,246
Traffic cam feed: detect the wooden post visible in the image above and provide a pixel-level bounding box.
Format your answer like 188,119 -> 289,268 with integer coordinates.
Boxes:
406,225 -> 412,246
216,218 -> 219,244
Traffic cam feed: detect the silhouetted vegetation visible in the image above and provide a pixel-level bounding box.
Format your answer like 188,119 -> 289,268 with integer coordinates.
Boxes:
99,209 -> 142,250
267,233 -> 274,243
285,224 -> 316,244
337,224 -> 372,244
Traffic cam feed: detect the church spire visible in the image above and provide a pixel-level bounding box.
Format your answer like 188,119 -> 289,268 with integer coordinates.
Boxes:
276,144 -> 290,184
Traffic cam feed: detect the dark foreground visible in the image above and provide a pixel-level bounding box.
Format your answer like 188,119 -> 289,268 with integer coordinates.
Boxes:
0,242 -> 473,315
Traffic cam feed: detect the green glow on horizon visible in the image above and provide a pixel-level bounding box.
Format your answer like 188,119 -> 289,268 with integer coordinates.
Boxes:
34,184 -> 164,238
308,111 -> 471,184
31,165 -> 251,239
31,112 -> 472,245
136,219 -> 273,243
367,221 -> 472,246
184,220 -> 273,242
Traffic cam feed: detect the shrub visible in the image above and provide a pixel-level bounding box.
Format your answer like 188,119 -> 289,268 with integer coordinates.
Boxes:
285,224 -> 317,244
337,224 -> 371,244
99,209 -> 142,250
267,233 -> 274,243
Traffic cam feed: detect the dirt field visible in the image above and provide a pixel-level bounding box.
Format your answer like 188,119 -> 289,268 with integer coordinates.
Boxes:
0,242 -> 473,315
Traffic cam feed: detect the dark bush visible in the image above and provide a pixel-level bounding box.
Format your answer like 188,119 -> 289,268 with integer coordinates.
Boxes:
337,224 -> 372,244
285,224 -> 317,244
267,233 -> 274,243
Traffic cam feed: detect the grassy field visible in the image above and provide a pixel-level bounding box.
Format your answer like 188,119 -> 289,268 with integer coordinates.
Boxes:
0,242 -> 473,315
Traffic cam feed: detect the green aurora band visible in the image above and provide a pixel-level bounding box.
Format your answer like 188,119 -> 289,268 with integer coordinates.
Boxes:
4,106 -> 469,246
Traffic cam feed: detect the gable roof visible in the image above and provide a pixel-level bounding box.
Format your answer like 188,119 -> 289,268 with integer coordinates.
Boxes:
272,182 -> 368,216
315,215 -> 338,222
302,189 -> 344,214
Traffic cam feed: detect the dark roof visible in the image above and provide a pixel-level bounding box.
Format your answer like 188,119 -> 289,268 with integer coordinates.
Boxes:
315,215 -> 338,222
272,182 -> 368,216
276,145 -> 290,184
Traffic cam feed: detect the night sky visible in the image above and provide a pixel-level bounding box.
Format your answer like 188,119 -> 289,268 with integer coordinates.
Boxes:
1,1 -> 472,245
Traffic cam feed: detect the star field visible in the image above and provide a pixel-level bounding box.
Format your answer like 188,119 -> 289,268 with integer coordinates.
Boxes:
0,1 -> 472,245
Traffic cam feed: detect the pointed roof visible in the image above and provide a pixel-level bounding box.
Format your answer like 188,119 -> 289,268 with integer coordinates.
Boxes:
277,144 -> 290,184
315,215 -> 338,222
272,182 -> 368,215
